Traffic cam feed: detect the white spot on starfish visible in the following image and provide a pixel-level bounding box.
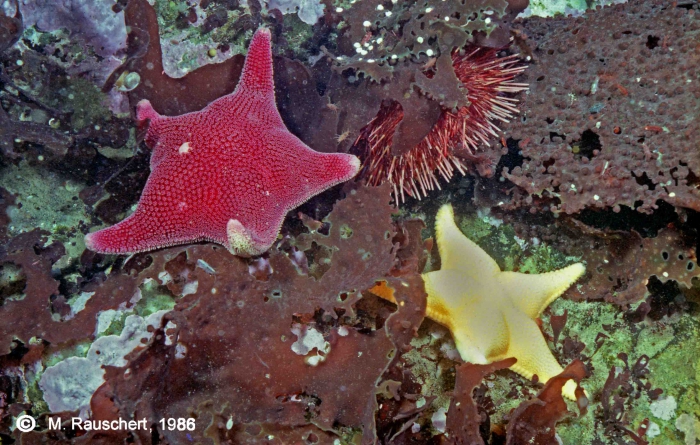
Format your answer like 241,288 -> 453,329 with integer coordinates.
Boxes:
179,142 -> 191,154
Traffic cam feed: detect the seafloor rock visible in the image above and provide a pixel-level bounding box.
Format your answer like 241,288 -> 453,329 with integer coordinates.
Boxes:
17,0 -> 127,85
502,0 -> 700,215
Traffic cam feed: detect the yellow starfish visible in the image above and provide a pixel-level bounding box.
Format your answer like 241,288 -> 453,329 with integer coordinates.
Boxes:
373,204 -> 585,400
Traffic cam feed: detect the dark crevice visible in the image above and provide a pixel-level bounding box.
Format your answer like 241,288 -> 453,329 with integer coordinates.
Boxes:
685,168 -> 700,187
633,172 -> 656,190
685,209 -> 700,262
549,132 -> 566,142
576,200 -> 677,237
495,137 -> 524,177
572,129 -> 601,159
645,35 -> 660,50
676,2 -> 696,9
646,277 -> 689,320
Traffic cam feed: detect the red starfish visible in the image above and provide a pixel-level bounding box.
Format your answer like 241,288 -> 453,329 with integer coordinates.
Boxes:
86,28 -> 360,257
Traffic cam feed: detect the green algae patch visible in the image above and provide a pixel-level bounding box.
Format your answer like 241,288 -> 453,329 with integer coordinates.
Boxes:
403,321 -> 459,434
641,316 -> 700,443
135,277 -> 178,317
1,161 -> 90,267
543,298 -> 626,443
43,340 -> 93,369
519,243 -> 573,275
279,14 -> 315,62
454,210 -> 581,274
2,162 -> 88,239
59,78 -> 113,129
544,298 -> 700,444
23,339 -> 92,416
526,0 -> 588,17
457,212 -> 494,243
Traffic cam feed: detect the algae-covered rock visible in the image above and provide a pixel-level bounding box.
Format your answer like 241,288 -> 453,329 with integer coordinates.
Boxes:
38,310 -> 170,416
1,161 -> 89,261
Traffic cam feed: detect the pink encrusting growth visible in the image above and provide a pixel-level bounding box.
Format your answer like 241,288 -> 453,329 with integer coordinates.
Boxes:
85,28 -> 360,257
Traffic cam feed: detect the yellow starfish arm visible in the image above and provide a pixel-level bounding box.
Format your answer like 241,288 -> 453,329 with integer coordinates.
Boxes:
499,263 -> 586,319
434,204 -> 500,276
502,307 -> 577,400
422,269 -> 483,323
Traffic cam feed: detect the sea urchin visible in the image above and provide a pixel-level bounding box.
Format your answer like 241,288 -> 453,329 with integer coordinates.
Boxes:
353,46 -> 527,202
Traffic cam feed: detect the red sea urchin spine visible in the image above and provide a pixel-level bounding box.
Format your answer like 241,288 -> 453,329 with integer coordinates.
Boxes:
354,46 -> 528,203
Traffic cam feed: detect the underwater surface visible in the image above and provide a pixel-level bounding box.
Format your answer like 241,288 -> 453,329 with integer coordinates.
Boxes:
0,0 -> 699,443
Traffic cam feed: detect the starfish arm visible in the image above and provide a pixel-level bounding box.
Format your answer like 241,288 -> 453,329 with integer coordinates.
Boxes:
499,263 -> 586,319
434,204 -> 500,275
422,269 -> 469,330
270,129 -> 361,210
135,99 -> 164,150
452,299 -> 510,364
236,28 -> 275,98
503,307 -> 578,400
294,152 -> 361,204
136,99 -> 160,122
84,211 -> 203,255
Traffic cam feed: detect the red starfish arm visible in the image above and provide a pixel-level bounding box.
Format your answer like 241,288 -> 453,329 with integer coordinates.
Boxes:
236,28 -> 274,99
135,99 -> 163,150
85,211 -> 167,254
136,99 -> 160,122
289,151 -> 361,208
224,148 -> 360,257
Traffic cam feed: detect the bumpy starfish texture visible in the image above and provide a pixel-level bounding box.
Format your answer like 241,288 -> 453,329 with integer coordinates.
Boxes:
422,204 -> 585,400
86,28 -> 360,257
